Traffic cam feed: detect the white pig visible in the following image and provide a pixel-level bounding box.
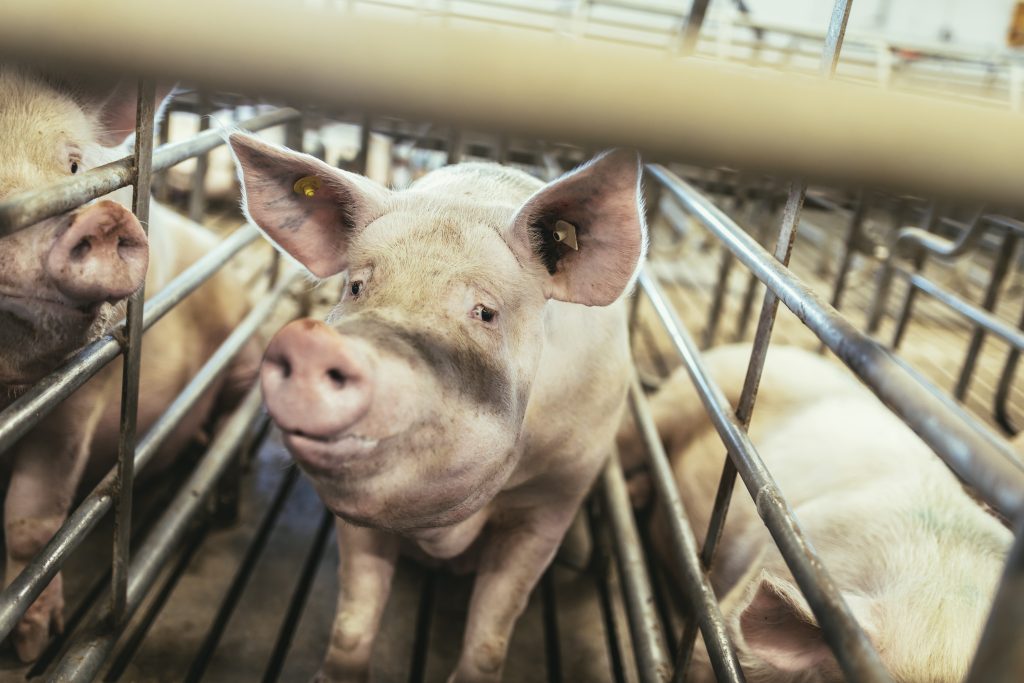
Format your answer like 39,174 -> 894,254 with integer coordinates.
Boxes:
0,66 -> 255,661
618,344 -> 1012,682
227,132 -> 646,682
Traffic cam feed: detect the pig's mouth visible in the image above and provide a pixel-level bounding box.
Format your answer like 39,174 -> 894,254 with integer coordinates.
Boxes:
0,290 -> 103,322
281,428 -> 380,472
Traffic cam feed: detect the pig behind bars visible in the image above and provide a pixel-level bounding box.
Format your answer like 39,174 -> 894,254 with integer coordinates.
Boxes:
618,344 -> 1012,683
0,66 -> 255,661
228,132 -> 646,682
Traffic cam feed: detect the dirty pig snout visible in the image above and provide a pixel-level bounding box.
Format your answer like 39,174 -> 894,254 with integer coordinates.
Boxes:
44,200 -> 149,304
261,319 -> 375,441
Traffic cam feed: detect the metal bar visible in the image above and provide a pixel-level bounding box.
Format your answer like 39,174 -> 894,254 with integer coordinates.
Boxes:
829,190 -> 871,311
820,0 -> 853,77
0,225 -> 259,457
625,377 -> 744,683
0,108 -> 299,236
679,0 -> 711,55
964,525 -> 1024,682
187,92 -> 212,224
47,386 -> 267,683
1,3 -> 1023,205
184,467 -> 301,683
111,79 -> 156,627
647,163 -> 1024,525
954,232 -> 1018,400
995,303 -> 1024,434
0,267 -> 292,645
261,509 -> 334,683
889,205 -> 951,349
638,269 -> 894,683
893,268 -> 1024,352
599,451 -> 672,683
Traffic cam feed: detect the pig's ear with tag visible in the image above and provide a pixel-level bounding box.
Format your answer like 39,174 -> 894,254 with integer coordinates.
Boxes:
228,133 -> 389,279
736,572 -> 876,674
509,149 -> 647,306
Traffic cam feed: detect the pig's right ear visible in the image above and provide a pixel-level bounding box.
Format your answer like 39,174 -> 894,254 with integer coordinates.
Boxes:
228,133 -> 388,278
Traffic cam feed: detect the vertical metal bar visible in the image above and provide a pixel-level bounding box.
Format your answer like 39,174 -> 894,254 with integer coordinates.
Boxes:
679,0 -> 712,55
154,105 -> 172,203
964,525 -> 1024,683
187,92 -> 211,224
955,230 -> 1017,400
447,127 -> 464,165
355,115 -> 371,174
677,2 -> 853,674
995,302 -> 1024,434
703,182 -> 750,348
889,204 -> 947,349
829,190 -> 871,311
600,451 -> 672,683
111,79 -> 156,627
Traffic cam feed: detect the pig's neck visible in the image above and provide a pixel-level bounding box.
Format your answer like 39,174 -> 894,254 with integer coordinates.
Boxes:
408,505 -> 490,561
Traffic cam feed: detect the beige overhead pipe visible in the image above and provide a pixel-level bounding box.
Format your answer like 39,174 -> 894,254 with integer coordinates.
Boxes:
0,0 -> 1021,205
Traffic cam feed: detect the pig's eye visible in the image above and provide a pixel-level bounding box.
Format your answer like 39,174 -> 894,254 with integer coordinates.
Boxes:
349,280 -> 363,298
472,304 -> 497,324
70,161 -> 79,174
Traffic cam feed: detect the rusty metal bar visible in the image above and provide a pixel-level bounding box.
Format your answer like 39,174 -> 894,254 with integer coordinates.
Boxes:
647,164 -> 1024,523
0,108 -> 299,236
638,269 -> 894,683
111,79 -> 156,627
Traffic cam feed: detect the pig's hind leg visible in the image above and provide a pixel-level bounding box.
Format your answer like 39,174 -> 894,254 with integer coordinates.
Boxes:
315,518 -> 399,683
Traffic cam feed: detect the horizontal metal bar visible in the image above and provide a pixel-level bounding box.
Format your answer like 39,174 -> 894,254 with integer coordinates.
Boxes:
47,384 -> 267,682
0,108 -> 298,235
0,224 -> 259,456
0,2 -> 1022,204
647,164 -> 1024,523
895,268 -> 1024,352
638,269 -> 894,683
0,270 -> 296,644
599,451 -> 672,683
625,376 -> 744,683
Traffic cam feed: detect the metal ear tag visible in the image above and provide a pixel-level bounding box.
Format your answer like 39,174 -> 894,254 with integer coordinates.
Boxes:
552,220 -> 579,250
293,176 -> 321,198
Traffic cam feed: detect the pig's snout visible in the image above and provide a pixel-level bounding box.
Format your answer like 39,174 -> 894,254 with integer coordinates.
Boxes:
261,319 -> 374,441
45,200 -> 149,304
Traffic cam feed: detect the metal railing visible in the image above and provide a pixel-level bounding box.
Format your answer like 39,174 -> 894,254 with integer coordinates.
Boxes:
0,85 -> 304,679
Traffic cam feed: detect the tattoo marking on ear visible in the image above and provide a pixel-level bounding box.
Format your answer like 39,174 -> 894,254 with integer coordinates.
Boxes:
552,220 -> 579,251
293,175 -> 322,198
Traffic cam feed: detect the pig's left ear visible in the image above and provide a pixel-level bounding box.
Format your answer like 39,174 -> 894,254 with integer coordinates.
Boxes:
70,76 -> 176,147
509,149 -> 647,306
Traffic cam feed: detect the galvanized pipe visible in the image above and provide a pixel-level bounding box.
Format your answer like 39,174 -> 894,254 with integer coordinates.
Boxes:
0,225 -> 259,457
599,451 -> 672,683
624,376 -> 744,683
0,2 -> 1022,204
647,164 -> 1024,523
638,269 -> 895,683
47,385 -> 267,682
0,271 -> 295,645
0,108 -> 299,236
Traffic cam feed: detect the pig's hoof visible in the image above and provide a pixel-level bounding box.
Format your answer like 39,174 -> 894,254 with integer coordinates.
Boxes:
13,602 -> 63,663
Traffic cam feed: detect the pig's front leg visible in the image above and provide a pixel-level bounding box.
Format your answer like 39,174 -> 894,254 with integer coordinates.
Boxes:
449,505 -> 578,683
315,518 -> 399,683
4,415 -> 96,662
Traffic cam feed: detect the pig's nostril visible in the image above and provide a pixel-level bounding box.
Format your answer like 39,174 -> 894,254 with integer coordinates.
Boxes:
70,238 -> 92,260
280,358 -> 292,379
326,368 -> 346,386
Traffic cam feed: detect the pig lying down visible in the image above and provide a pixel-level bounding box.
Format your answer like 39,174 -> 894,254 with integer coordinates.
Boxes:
618,344 -> 1012,682
0,67 -> 254,661
229,133 -> 646,682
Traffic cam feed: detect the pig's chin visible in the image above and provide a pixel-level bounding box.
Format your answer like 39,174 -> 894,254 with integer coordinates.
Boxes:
0,299 -> 121,386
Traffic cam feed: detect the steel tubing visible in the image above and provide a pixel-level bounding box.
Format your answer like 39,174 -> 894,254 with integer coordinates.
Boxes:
0,108 -> 298,235
47,385 -> 267,682
647,164 -> 1024,523
0,272 -> 295,644
0,225 -> 259,456
637,268 -> 895,683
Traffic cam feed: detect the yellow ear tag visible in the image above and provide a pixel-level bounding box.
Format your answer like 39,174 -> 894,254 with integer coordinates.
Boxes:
293,176 -> 321,198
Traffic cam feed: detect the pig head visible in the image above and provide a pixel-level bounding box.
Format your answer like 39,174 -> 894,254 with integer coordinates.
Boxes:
0,67 -> 162,388
230,131 -> 645,681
